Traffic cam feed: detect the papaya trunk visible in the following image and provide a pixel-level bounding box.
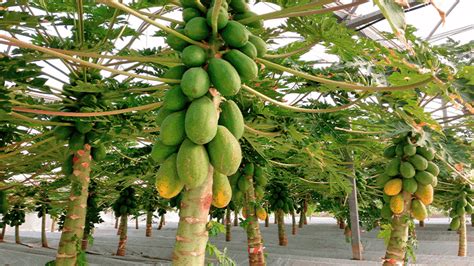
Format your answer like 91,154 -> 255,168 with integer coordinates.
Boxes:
277,209 -> 287,246
291,210 -> 297,235
243,174 -> 265,266
114,216 -> 119,229
56,145 -> 91,266
298,209 -> 304,228
0,225 -> 5,242
274,213 -> 277,224
146,211 -> 153,237
419,220 -> 425,227
117,216 -> 122,236
81,232 -> 88,251
116,215 -> 128,256
233,210 -> 238,226
50,216 -> 56,232
172,166 -> 213,266
383,191 -> 412,266
338,219 -> 346,229
135,217 -> 139,229
225,207 -> 231,242
264,214 -> 269,227
458,214 -> 466,257
303,200 -> 308,225
41,210 -> 48,248
15,225 -> 20,244
158,213 -> 165,230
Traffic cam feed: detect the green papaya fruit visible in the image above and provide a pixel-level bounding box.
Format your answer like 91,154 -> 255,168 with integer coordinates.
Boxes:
218,100 -> 244,139
75,121 -> 93,134
385,158 -> 401,177
450,217 -> 460,230
395,143 -> 404,156
402,178 -> 418,194
183,8 -> 201,22
414,171 -> 434,186
185,96 -> 218,144
156,108 -> 173,126
184,17 -> 209,41
243,163 -> 254,176
180,67 -> 210,98
223,49 -> 258,80
163,86 -> 188,111
408,154 -> 428,171
155,154 -> 184,199
69,131 -> 85,151
237,175 -> 250,191
431,175 -> 438,187
234,11 -> 263,28
208,58 -> 241,96
403,144 -> 417,156
160,111 -> 186,146
176,139 -> 210,189
416,146 -> 435,161
207,126 -> 242,175
425,161 -> 439,176
166,29 -> 188,51
150,139 -> 178,164
206,7 -> 229,29
465,203 -> 473,214
400,161 -> 416,178
212,171 -> 232,208
53,126 -> 73,140
221,21 -> 249,48
180,0 -> 198,8
163,65 -> 188,80
228,172 -> 240,189
182,45 -> 207,67
239,42 -> 257,59
91,144 -> 106,161
383,145 -> 397,158
411,199 -> 427,221
229,0 -> 249,12
248,35 -> 267,57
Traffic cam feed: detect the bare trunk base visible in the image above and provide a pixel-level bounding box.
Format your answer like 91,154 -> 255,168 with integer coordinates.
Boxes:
291,211 -> 297,235
135,217 -> 139,229
458,215 -> 466,257
15,225 -> 20,244
116,215 -> 128,256
233,211 -> 238,226
277,210 -> 288,246
265,214 -> 269,228
81,233 -> 88,250
419,220 -> 425,227
0,226 -> 6,242
146,211 -> 152,237
114,216 -> 119,229
158,214 -> 165,230
225,208 -> 231,242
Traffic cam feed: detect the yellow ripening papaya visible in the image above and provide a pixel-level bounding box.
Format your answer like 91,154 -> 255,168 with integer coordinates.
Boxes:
384,178 -> 403,196
155,154 -> 184,199
415,184 -> 434,205
256,207 -> 267,221
212,171 -> 232,208
390,194 -> 404,215
411,199 -> 428,221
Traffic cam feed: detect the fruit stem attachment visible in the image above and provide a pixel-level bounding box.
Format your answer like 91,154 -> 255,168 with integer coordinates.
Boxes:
242,84 -> 367,113
210,0 -> 223,38
257,58 -> 434,92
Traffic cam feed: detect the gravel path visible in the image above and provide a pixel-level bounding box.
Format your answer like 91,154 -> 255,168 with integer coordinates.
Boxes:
0,215 -> 473,265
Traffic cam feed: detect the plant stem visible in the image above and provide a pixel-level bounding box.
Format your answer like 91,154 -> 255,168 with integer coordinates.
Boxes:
0,35 -> 178,83
458,214 -> 466,256
257,58 -> 434,92
116,215 -> 128,256
211,0 -> 222,38
172,166 -> 213,265
41,209 -> 48,248
243,173 -> 265,266
242,85 -> 366,113
56,144 -> 92,265
12,102 -> 162,118
146,211 -> 153,237
98,0 -> 208,49
277,209 -> 288,246
244,124 -> 281,137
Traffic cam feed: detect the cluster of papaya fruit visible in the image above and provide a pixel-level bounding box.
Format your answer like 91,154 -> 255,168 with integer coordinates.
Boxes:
153,0 -> 268,199
267,182 -> 295,214
3,204 -> 25,227
449,185 -> 474,230
112,186 -> 137,216
380,132 -> 439,221
229,163 -> 268,220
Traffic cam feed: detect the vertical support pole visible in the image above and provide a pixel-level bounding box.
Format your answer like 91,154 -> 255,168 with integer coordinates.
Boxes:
345,148 -> 363,260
